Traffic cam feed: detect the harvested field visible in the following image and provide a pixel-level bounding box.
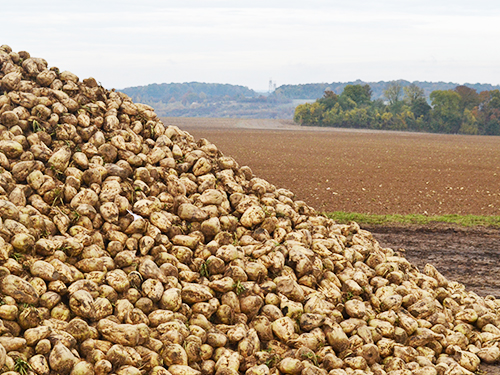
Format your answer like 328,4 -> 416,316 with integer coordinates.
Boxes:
165,117 -> 500,299
164,117 -> 500,216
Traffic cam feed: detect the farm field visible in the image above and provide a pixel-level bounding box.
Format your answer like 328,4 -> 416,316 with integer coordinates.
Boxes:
164,117 -> 500,216
163,117 -> 500,298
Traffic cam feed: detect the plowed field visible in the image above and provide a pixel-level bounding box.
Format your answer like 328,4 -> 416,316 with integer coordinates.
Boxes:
164,117 -> 500,216
164,117 -> 500,301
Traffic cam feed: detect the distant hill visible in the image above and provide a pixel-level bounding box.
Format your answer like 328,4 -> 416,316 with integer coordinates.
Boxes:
119,82 -> 293,119
271,80 -> 500,101
121,82 -> 259,103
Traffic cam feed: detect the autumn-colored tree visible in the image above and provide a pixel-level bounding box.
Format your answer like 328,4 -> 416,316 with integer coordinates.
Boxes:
293,102 -> 325,125
344,108 -> 370,128
380,112 -> 394,129
459,109 -> 479,134
322,103 -> 344,127
292,83 -> 500,135
293,103 -> 312,125
454,85 -> 480,112
477,90 -> 500,134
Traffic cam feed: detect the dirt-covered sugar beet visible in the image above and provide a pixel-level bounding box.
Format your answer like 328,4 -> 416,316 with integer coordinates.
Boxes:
1,44 -> 500,375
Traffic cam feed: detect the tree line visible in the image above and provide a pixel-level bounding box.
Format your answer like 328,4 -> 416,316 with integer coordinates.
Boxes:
293,82 -> 500,135
273,80 -> 500,101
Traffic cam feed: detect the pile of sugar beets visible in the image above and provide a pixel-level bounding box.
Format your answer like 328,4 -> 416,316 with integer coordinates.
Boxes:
0,44 -> 499,375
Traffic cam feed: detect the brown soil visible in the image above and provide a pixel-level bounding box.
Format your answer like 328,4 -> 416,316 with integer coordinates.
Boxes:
169,118 -> 500,372
167,117 -> 500,216
169,118 -> 500,294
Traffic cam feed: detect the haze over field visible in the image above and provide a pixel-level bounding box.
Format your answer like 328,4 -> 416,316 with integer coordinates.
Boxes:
3,0 -> 500,92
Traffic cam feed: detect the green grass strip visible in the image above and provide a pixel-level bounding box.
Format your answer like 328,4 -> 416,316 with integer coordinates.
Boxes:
324,212 -> 500,227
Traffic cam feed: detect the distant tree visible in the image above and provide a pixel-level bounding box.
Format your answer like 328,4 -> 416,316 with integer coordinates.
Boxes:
322,103 -> 343,127
459,109 -> 479,134
477,90 -> 500,135
318,90 -> 339,110
371,98 -> 386,111
340,84 -> 372,107
478,90 -> 491,103
380,112 -> 394,129
487,89 -> 500,109
384,81 -> 404,114
384,81 -> 405,113
410,97 -> 431,119
293,102 -> 325,125
403,84 -> 425,106
430,90 -> 462,133
483,120 -> 500,135
345,108 -> 370,128
308,102 -> 326,125
454,85 -> 480,112
338,95 -> 357,110
384,81 -> 403,105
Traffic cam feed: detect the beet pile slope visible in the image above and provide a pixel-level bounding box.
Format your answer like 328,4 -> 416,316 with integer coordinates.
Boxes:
0,44 -> 499,375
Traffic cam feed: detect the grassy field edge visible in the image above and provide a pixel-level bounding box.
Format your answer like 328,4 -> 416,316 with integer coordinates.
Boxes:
325,212 -> 500,227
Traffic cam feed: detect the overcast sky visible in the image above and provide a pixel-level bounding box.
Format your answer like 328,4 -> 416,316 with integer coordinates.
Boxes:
3,0 -> 500,91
